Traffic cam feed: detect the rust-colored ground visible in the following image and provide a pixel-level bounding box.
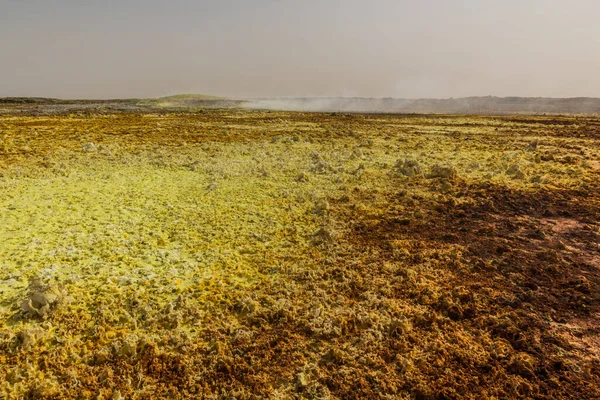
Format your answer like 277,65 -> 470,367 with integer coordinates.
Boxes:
0,108 -> 599,399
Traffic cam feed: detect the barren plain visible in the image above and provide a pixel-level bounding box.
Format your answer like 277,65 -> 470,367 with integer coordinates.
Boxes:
0,106 -> 599,398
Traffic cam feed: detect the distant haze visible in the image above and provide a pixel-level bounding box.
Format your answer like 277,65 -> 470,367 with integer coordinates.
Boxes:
1,0 -> 599,99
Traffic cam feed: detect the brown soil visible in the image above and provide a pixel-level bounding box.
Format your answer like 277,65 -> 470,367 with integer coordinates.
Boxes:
335,180 -> 600,398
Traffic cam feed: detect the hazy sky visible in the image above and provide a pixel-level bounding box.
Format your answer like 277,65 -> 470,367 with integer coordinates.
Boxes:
1,0 -> 599,99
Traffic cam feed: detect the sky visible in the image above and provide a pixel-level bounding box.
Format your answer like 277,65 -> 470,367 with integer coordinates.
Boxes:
1,0 -> 599,99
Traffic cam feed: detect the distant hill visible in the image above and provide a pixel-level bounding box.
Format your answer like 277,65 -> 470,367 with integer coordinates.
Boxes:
0,97 -> 138,105
137,94 -> 227,107
0,94 -> 243,112
244,96 -> 600,114
2,95 -> 600,115
0,97 -> 64,104
0,94 -> 225,106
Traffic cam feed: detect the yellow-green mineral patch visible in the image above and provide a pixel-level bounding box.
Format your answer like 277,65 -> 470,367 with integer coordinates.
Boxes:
0,111 -> 599,398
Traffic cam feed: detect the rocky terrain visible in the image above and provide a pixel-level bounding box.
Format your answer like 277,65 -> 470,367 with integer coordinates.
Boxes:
0,106 -> 599,398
